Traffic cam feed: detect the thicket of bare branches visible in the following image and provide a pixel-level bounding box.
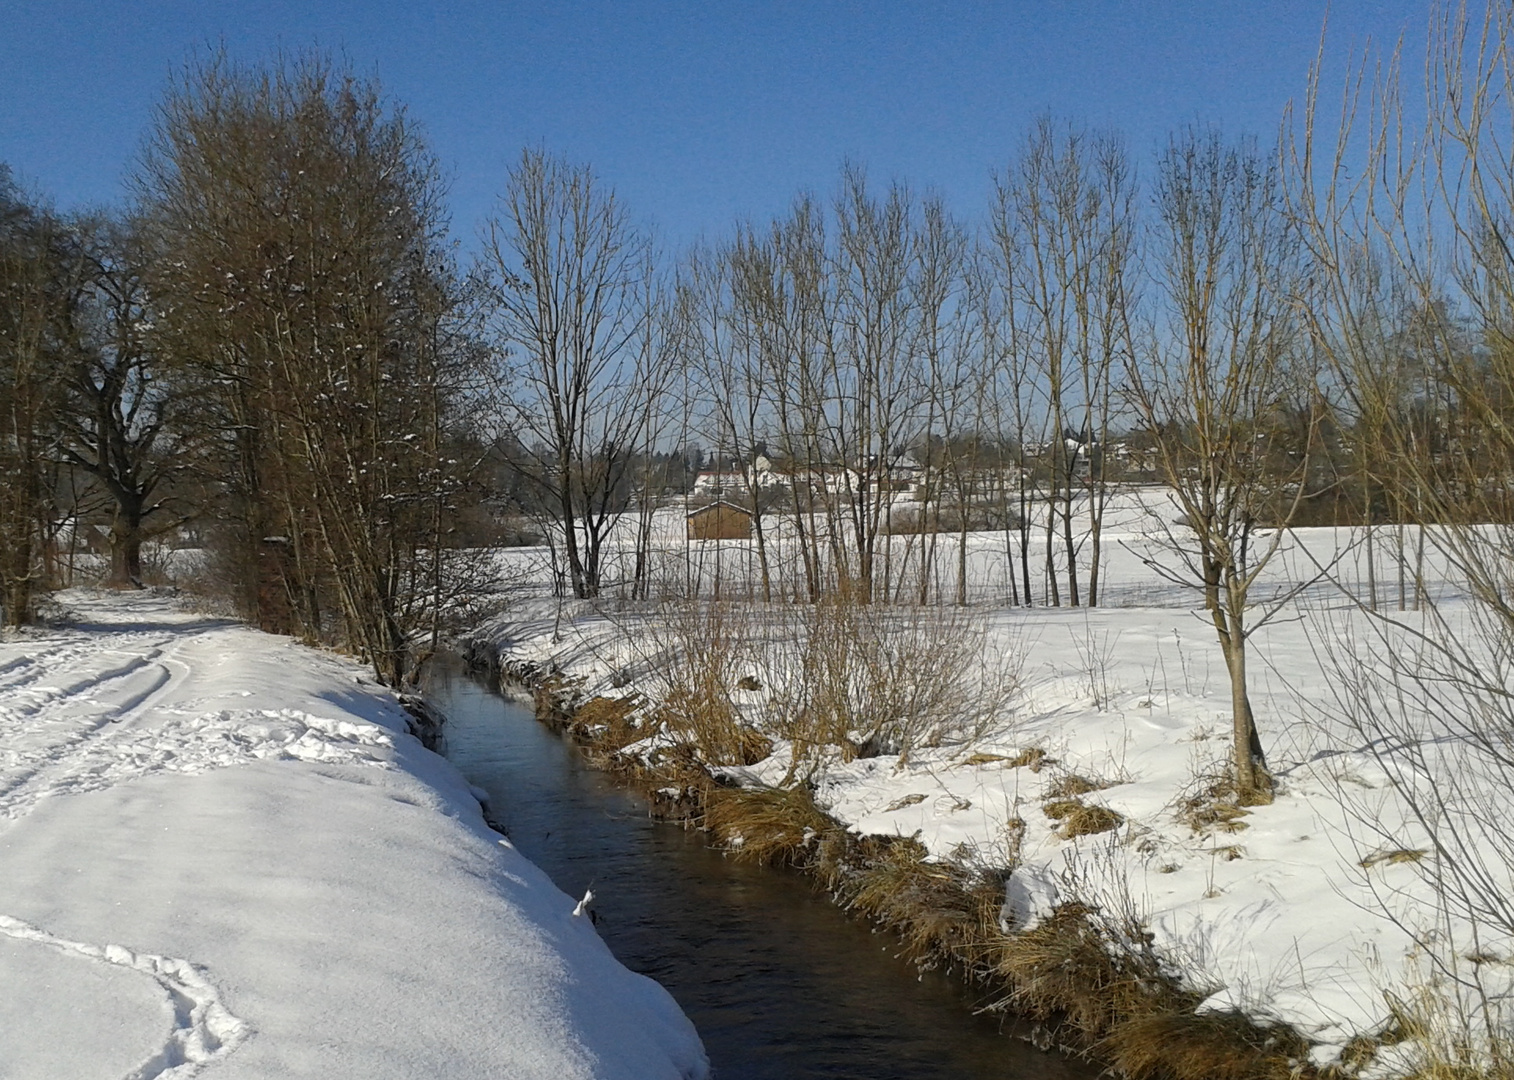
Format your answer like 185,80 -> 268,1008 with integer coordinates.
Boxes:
137,51 -> 482,684
1291,4 -> 1514,1068
0,169 -> 84,627
481,149 -> 673,601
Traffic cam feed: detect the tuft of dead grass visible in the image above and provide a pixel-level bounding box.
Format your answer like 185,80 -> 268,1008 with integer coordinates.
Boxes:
839,835 -> 1007,968
569,695 -> 641,747
987,903 -> 1163,1033
1102,1007 -> 1311,1080
1044,799 -> 1124,839
1047,773 -> 1108,799
701,784 -> 839,867
1360,848 -> 1428,868
1007,746 -> 1053,771
1178,769 -> 1265,836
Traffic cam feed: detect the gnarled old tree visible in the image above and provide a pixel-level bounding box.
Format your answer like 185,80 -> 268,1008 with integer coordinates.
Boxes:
482,149 -> 669,600
1131,128 -> 1316,800
59,217 -> 181,588
141,51 -> 466,685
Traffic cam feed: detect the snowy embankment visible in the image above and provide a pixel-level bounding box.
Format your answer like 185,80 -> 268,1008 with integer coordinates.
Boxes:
474,501 -> 1509,1074
0,590 -> 708,1080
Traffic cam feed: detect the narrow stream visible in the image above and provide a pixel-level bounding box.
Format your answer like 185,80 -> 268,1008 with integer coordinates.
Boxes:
426,655 -> 1093,1080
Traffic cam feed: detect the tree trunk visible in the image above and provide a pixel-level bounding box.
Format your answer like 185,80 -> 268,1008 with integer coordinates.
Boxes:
106,495 -> 145,588
1225,601 -> 1271,799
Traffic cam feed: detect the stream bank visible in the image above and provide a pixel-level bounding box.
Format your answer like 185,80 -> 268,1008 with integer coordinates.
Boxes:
427,651 -> 1096,1079
448,637 -> 1323,1080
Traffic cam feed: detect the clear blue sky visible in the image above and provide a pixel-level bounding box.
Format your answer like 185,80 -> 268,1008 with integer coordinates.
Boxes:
1,1 -> 1428,248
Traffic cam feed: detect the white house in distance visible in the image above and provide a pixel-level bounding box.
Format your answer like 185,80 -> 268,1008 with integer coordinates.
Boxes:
692,455 -> 930,503
691,455 -> 784,497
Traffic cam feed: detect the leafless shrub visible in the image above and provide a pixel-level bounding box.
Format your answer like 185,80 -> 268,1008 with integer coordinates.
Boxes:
765,597 -> 1020,778
639,598 -> 771,766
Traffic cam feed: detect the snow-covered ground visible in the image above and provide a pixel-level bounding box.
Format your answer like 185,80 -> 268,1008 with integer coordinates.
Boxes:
0,590 -> 708,1080
475,494 -> 1510,1073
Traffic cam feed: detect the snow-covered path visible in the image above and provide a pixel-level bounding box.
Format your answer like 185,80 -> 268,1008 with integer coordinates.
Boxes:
0,591 -> 708,1080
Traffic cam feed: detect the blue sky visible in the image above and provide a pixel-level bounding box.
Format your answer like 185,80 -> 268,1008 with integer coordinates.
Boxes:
1,1 -> 1428,248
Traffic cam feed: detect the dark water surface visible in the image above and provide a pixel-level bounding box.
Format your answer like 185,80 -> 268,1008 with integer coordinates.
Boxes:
426,656 -> 1092,1080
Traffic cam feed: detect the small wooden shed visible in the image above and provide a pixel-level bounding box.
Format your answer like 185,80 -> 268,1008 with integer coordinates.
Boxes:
686,500 -> 753,541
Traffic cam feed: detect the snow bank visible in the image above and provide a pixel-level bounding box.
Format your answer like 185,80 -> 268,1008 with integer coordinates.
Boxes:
0,590 -> 708,1080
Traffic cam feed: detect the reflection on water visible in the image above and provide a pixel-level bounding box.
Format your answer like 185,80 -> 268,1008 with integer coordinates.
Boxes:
426,655 -> 1091,1080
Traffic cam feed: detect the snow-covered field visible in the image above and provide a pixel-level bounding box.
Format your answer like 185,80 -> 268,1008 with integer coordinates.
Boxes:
476,493 -> 1510,1073
0,590 -> 708,1080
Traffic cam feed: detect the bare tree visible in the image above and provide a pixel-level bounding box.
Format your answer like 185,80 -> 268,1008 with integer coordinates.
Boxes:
0,169 -> 80,626
58,216 -> 184,587
681,244 -> 780,601
1130,127 -> 1314,799
141,50 -> 467,685
482,149 -> 668,601
990,119 -> 1137,608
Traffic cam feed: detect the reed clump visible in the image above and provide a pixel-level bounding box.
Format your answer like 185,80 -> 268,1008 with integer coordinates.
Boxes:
838,835 -> 1007,967
1102,1008 -> 1312,1080
701,783 -> 841,867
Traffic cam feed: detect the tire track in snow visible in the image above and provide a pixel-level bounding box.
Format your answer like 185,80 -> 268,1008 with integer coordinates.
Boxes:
0,657 -> 179,813
0,914 -> 248,1079
1,639 -> 171,719
0,708 -> 397,820
0,622 -> 235,814
0,635 -> 124,695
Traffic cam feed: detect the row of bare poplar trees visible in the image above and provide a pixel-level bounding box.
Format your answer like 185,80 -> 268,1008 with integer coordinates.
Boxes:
481,5 -> 1514,801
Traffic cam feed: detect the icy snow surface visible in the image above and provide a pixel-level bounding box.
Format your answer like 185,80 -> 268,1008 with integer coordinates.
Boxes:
0,590 -> 707,1080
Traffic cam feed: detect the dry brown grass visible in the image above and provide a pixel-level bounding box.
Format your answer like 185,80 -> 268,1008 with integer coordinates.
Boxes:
1178,769 -> 1267,837
569,695 -> 641,747
1046,773 -> 1107,799
1043,798 -> 1124,839
701,784 -> 839,867
979,901 -> 1321,1080
1007,746 -> 1054,771
839,836 -> 1006,967
1360,848 -> 1428,868
987,903 -> 1164,1032
1102,1008 -> 1311,1080
654,682 -> 772,765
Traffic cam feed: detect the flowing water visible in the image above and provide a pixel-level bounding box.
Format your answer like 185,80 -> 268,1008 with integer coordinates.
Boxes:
427,655 -> 1093,1080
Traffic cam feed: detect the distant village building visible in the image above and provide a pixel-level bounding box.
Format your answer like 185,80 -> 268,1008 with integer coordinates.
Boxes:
686,500 -> 753,541
691,456 -> 781,498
